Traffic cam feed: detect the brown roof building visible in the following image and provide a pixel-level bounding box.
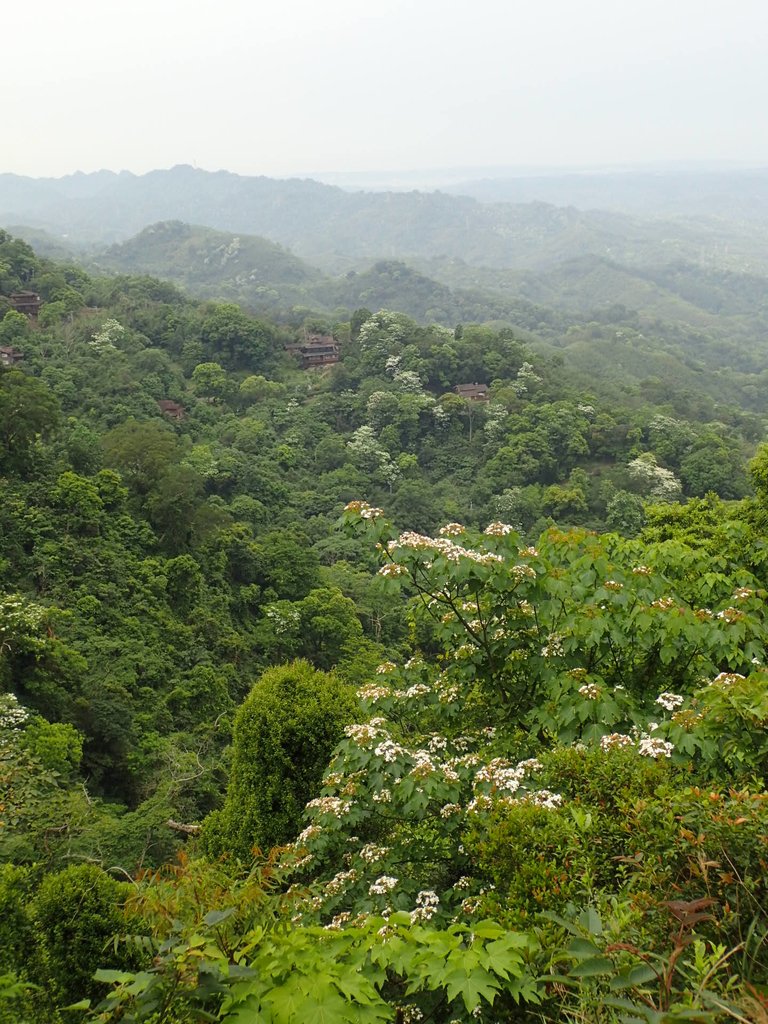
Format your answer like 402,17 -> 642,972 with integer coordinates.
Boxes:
454,383 -> 489,401
9,291 -> 42,317
286,333 -> 340,369
0,346 -> 24,367
157,399 -> 185,421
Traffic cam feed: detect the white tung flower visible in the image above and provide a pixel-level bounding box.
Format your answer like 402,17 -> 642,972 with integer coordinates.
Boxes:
325,869 -> 358,895
655,692 -> 684,711
637,736 -> 674,759
578,683 -> 601,700
378,563 -> 409,577
345,722 -> 385,744
440,803 -> 462,818
359,843 -> 390,863
540,633 -> 564,658
357,684 -> 391,702
600,732 -> 633,751
410,890 -> 440,923
306,796 -> 351,816
369,875 -> 398,895
439,523 -> 466,537
484,521 -> 513,536
711,671 -> 746,687
0,693 -> 29,729
524,789 -> 564,809
374,739 -> 406,763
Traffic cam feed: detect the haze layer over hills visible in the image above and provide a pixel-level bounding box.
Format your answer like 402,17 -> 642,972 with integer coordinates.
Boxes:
3,163 -> 768,411
3,164 -> 768,274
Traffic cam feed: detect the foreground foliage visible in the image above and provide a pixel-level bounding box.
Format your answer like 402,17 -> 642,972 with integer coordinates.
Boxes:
2,231 -> 768,1022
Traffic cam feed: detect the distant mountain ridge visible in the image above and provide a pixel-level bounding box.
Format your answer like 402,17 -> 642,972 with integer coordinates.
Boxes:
4,165 -> 768,277
446,167 -> 768,222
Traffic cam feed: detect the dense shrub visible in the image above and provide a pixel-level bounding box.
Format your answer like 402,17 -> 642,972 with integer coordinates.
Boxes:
31,864 -> 139,1009
201,660 -> 357,859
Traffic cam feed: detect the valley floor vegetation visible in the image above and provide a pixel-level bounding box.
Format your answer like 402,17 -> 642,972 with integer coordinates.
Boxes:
1,228 -> 768,1022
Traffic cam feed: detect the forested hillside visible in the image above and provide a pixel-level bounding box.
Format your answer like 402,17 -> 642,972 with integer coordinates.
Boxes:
4,166 -> 768,275
2,228 -> 768,1022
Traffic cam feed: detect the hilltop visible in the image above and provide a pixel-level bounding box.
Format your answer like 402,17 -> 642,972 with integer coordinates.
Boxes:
4,165 -> 768,276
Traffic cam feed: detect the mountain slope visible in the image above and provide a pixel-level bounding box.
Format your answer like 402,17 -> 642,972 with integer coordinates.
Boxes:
4,166 -> 768,276
96,220 -> 324,304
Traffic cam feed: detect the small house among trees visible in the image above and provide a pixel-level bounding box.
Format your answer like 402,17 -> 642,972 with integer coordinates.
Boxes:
454,382 -> 489,401
157,399 -> 186,421
286,333 -> 340,369
0,346 -> 24,367
9,290 -> 42,317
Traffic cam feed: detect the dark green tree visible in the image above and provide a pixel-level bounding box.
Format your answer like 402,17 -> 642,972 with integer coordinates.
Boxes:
201,660 -> 357,859
0,370 -> 60,473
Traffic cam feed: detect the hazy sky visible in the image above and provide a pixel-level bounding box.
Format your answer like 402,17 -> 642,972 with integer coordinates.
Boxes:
4,0 -> 768,179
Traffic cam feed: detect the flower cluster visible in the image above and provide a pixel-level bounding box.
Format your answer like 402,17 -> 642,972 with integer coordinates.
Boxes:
540,633 -> 564,658
295,824 -> 322,847
523,789 -> 564,809
600,733 -> 633,751
655,691 -> 684,711
264,605 -> 300,634
710,671 -> 746,687
325,869 -> 358,895
388,532 -> 502,566
410,890 -> 440,923
400,1006 -> 424,1023
0,693 -> 28,730
359,844 -> 389,863
378,562 -> 409,577
671,708 -> 704,729
374,739 -> 407,763
324,911 -> 352,930
484,521 -> 514,536
578,683 -> 601,700
345,721 -> 387,744
636,736 -> 675,759
306,796 -> 352,817
717,607 -> 744,623
439,523 -> 466,537
344,500 -> 385,519
369,875 -> 398,895
404,683 -> 430,699
357,683 -> 391,702
440,803 -> 462,818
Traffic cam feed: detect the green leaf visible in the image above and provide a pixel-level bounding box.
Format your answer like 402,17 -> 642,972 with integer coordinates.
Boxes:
443,967 -> 500,1012
659,644 -> 676,665
608,963 -> 658,989
567,937 -> 603,959
568,956 -> 615,977
204,907 -> 237,927
577,907 -> 603,936
470,921 -> 506,939
92,969 -> 135,985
